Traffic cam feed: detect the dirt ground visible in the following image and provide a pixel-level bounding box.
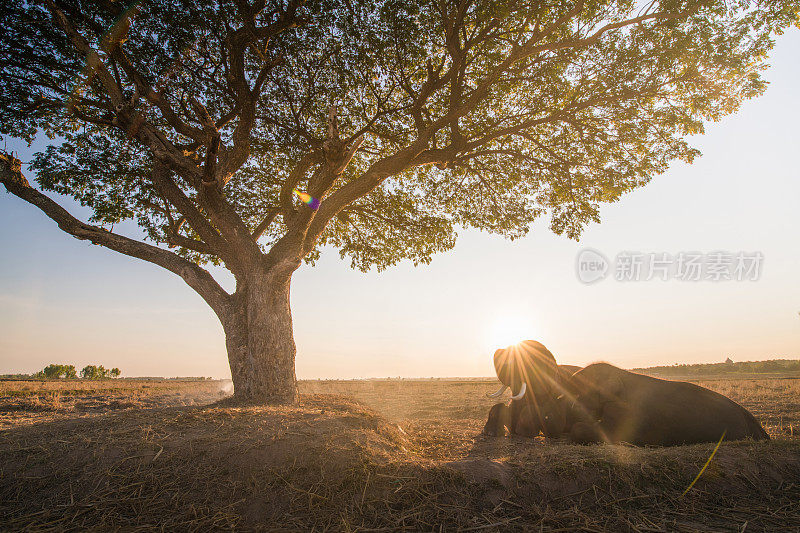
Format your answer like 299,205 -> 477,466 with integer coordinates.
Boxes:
1,377 -> 798,531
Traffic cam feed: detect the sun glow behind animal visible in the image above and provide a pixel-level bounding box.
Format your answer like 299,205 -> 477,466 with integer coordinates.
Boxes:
485,316 -> 535,351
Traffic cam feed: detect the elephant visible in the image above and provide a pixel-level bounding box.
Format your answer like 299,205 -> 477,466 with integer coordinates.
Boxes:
557,364 -> 581,377
482,340 -> 770,446
481,341 -> 576,437
561,362 -> 770,446
482,394 -> 564,437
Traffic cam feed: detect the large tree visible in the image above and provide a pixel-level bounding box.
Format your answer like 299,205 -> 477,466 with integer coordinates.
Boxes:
0,0 -> 796,403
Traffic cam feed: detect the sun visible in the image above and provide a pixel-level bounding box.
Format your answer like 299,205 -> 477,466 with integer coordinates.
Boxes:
485,315 -> 535,351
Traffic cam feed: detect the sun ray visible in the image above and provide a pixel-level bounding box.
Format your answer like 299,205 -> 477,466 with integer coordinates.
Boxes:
485,315 -> 534,351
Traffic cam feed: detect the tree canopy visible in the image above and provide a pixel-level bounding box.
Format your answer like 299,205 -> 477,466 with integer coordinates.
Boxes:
79,364 -> 118,379
35,364 -> 78,379
3,0 -> 796,276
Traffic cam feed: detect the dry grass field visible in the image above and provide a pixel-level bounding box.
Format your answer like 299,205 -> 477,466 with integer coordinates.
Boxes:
1,376 -> 798,531
0,379 -> 229,430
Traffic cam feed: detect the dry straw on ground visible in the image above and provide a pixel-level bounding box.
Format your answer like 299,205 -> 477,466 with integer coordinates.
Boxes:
0,379 -> 798,531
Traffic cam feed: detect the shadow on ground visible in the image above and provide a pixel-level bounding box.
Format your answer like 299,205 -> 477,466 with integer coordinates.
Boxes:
1,394 -> 798,531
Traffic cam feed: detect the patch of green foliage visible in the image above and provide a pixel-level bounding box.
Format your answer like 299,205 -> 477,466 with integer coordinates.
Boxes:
32,364 -> 77,379
79,365 -> 121,379
1,364 -> 122,380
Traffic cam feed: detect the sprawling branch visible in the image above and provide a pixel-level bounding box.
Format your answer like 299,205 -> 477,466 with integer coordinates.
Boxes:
44,0 -> 194,172
218,0 -> 307,182
44,0 -> 268,266
111,48 -> 206,141
165,232 -> 214,255
302,5 -> 695,248
0,153 -> 231,317
148,161 -> 247,271
304,141 -> 426,249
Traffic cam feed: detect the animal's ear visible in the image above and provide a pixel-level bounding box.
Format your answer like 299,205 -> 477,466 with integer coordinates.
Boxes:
493,348 -> 511,383
520,340 -> 547,351
518,340 -> 558,370
517,340 -> 560,395
493,348 -> 506,367
519,340 -> 556,359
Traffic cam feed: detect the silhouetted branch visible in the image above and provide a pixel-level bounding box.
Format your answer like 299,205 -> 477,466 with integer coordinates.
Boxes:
0,152 -> 230,317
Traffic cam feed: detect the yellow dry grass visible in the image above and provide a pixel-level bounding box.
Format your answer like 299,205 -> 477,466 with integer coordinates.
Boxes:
0,378 -> 221,395
0,377 -> 798,530
300,377 -> 800,440
0,379 -> 227,430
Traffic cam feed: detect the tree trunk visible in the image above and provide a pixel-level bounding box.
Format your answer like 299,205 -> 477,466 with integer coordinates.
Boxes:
223,269 -> 299,404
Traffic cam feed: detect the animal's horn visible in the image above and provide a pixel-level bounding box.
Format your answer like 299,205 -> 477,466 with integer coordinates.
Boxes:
510,382 -> 527,400
486,385 -> 508,398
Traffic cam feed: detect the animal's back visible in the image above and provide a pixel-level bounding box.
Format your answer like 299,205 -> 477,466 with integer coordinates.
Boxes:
573,363 -> 769,445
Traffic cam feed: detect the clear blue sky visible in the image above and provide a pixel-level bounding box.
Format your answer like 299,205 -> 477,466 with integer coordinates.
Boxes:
1,31 -> 798,379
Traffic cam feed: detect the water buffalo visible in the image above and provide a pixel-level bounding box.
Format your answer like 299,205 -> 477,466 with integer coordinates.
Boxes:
482,340 -> 770,445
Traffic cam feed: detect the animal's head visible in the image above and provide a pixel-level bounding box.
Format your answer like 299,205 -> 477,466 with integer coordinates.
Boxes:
487,340 -> 560,401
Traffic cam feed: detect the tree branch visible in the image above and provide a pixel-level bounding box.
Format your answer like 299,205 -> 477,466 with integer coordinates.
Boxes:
303,142 -> 424,249
305,5 -> 692,246
164,232 -> 214,255
252,207 -> 280,241
148,161 -> 245,271
0,153 -> 230,318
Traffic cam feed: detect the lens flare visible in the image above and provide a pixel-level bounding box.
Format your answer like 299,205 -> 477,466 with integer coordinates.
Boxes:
293,189 -> 320,210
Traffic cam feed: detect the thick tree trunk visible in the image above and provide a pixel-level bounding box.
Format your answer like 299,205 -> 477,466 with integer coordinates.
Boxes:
223,269 -> 299,404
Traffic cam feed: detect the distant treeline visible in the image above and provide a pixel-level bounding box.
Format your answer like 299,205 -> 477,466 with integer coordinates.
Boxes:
0,369 -> 215,381
633,359 -> 800,376
0,364 -> 122,380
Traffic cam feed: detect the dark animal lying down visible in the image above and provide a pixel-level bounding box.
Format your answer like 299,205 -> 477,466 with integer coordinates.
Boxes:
483,341 -> 769,446
563,362 -> 769,445
482,363 -> 579,438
